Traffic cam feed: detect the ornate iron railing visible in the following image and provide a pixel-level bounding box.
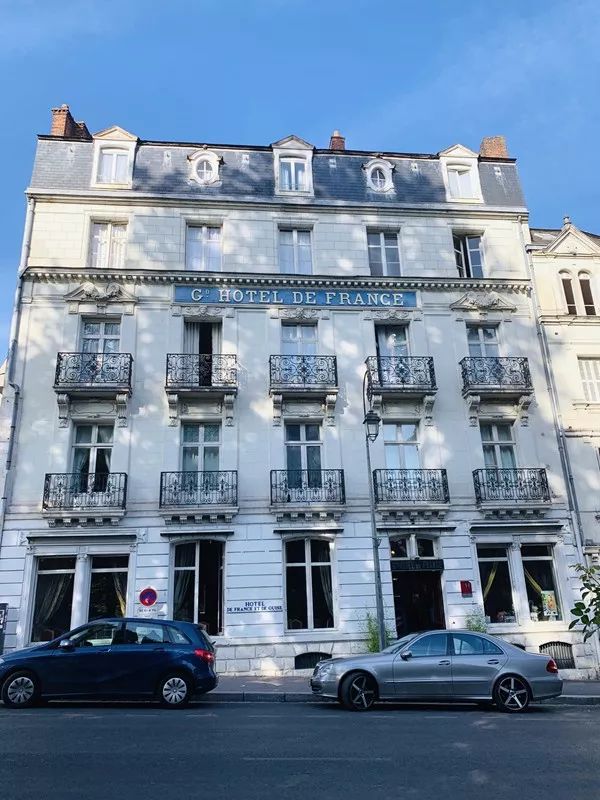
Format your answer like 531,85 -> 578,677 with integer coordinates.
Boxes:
54,353 -> 132,389
43,473 -> 127,510
460,357 -> 532,391
269,355 -> 337,388
165,354 -> 237,389
473,468 -> 550,503
160,471 -> 238,507
365,356 -> 436,391
270,469 -> 345,504
373,469 -> 449,504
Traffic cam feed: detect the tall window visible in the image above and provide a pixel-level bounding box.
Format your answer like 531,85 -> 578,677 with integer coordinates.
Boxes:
521,545 -> 561,621
72,424 -> 114,491
279,158 -> 307,191
81,320 -> 120,353
285,423 -> 322,484
480,422 -> 516,469
281,324 -> 317,356
383,423 -> 420,469
578,358 -> 600,402
447,165 -> 474,198
453,234 -> 484,278
560,272 -> 577,314
173,541 -> 224,635
376,326 -> 408,358
97,149 -> 129,184
186,225 -> 222,271
181,423 -> 220,472
90,222 -> 127,268
88,555 -> 128,620
285,538 -> 334,630
578,273 -> 596,316
477,545 -> 515,624
467,325 -> 499,357
279,229 -> 312,275
31,557 -> 76,641
367,231 -> 401,276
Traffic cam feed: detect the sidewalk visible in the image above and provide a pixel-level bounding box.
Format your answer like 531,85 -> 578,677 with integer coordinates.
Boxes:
209,676 -> 600,705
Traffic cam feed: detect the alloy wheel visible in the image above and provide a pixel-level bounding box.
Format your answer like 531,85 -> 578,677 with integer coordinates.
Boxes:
497,676 -> 529,711
349,674 -> 376,710
162,677 -> 188,705
7,676 -> 35,706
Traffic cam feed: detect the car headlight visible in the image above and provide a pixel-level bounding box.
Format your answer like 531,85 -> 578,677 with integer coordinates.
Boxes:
314,661 -> 334,677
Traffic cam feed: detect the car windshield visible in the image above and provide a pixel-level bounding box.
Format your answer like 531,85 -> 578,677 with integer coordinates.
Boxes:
381,634 -> 418,654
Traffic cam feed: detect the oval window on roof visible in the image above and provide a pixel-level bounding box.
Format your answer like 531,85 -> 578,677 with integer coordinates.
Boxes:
371,167 -> 386,189
196,159 -> 214,183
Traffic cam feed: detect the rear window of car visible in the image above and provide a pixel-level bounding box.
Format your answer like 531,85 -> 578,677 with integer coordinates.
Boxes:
166,626 -> 191,645
194,625 -> 215,651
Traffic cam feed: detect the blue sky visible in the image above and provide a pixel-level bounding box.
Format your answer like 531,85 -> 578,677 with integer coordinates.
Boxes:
1,0 -> 599,350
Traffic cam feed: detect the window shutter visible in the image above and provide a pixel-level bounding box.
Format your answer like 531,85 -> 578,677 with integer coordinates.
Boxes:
91,223 -> 108,267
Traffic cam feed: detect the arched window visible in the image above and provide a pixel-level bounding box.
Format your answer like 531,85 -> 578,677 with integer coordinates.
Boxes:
560,271 -> 577,315
578,272 -> 596,316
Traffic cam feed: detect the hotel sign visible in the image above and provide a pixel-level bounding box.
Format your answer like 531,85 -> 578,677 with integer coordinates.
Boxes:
175,284 -> 417,309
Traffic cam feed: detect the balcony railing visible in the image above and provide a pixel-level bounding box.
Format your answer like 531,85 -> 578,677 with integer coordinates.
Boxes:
42,473 -> 127,511
365,356 -> 436,391
270,469 -> 345,505
460,357 -> 532,392
160,471 -> 238,507
54,352 -> 132,389
373,469 -> 449,504
269,355 -> 337,389
473,468 -> 550,504
165,354 -> 237,390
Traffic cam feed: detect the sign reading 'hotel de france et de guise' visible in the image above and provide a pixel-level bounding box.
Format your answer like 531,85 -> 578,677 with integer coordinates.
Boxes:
174,284 -> 418,308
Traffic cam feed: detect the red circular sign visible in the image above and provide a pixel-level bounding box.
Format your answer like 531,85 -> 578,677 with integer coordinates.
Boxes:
139,587 -> 158,607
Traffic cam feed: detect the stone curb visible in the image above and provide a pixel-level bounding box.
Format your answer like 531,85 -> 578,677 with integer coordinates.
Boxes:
208,691 -> 600,706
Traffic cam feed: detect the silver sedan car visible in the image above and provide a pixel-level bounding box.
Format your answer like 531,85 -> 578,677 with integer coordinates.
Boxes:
310,630 -> 562,712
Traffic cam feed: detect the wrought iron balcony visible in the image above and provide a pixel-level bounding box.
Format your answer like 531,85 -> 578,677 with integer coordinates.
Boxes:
373,469 -> 449,504
269,355 -> 337,389
54,352 -> 132,390
473,468 -> 550,504
270,469 -> 345,505
42,473 -> 127,511
460,357 -> 532,393
160,471 -> 238,508
365,356 -> 436,392
165,354 -> 237,390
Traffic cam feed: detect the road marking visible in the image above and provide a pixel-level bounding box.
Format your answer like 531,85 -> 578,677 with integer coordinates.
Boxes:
244,756 -> 393,762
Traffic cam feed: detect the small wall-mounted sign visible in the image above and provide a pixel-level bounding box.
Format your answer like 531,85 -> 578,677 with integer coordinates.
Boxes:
226,600 -> 283,614
139,587 -> 158,607
460,580 -> 473,598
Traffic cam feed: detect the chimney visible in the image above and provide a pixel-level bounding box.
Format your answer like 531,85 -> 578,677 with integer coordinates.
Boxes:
479,135 -> 509,159
50,104 -> 92,140
329,130 -> 346,151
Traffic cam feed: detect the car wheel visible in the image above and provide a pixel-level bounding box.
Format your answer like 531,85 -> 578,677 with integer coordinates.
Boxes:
493,675 -> 530,713
340,672 -> 377,711
158,674 -> 192,708
1,671 -> 40,709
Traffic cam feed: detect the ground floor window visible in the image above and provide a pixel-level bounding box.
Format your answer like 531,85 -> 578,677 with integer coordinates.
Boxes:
521,545 -> 561,621
173,540 -> 224,636
477,545 -> 515,624
285,538 -> 334,630
88,555 -> 129,620
31,557 -> 76,642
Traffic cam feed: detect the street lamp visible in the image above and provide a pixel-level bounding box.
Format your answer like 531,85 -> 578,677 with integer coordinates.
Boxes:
362,369 -> 387,651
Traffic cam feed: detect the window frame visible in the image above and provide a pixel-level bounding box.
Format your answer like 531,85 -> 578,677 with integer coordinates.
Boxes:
80,318 -> 121,353
87,554 -> 129,622
180,422 -> 221,472
283,537 -> 335,632
278,227 -> 313,275
383,422 -> 420,470
363,158 -> 395,192
285,422 -> 323,473
89,220 -> 128,269
578,271 -> 596,316
479,421 -> 517,469
171,540 -> 225,635
185,224 -> 222,272
189,150 -> 221,186
578,358 -> 600,402
367,229 -> 401,277
453,232 -> 485,278
281,323 -> 318,356
30,556 -> 77,643
466,324 -> 500,358
476,543 -> 517,625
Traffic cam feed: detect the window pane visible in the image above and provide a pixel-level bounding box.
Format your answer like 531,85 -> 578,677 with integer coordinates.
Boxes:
104,322 -> 120,337
295,161 -> 306,190
562,277 -> 577,314
123,622 -> 167,645
88,570 -> 127,619
75,425 -> 93,444
92,555 -> 129,570
410,633 -> 447,657
389,538 -> 408,558
173,570 -> 195,622
95,448 -> 112,476
203,447 -> 219,471
286,566 -> 308,629
114,153 -> 128,182
280,161 -> 292,190
499,446 -> 516,469
286,445 -> 302,474
580,277 -> 596,315
417,538 -> 434,557
286,539 -> 306,564
521,545 -> 552,558
523,558 -> 561,620
400,424 -> 417,442
98,152 -> 112,182
69,622 -> 121,647
182,446 -> 199,472
182,425 -> 200,443
31,571 -> 75,641
203,424 -> 220,443
311,565 -> 334,628
97,426 -> 114,444
451,634 -> 485,656
310,539 -> 331,563
305,424 -> 321,441
285,424 -> 301,442
497,424 -> 513,442
306,446 -> 322,473
38,557 -> 76,572
476,545 -> 508,559
175,542 -> 196,567
478,558 -> 514,623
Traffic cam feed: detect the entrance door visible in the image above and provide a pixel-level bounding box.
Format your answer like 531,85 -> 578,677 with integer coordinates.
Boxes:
392,571 -> 445,637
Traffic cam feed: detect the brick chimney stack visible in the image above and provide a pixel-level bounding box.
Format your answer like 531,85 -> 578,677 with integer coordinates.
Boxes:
50,104 -> 92,140
329,130 -> 346,151
479,136 -> 509,159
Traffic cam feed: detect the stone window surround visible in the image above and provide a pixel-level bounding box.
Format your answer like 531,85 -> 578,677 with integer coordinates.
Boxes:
188,149 -> 223,186
363,157 -> 395,192
273,147 -> 314,197
440,153 -> 483,204
83,212 -> 131,269
91,139 -> 137,190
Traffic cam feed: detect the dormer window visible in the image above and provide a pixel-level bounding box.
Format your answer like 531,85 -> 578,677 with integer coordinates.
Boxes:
91,126 -> 138,189
280,158 -> 307,192
189,150 -> 221,186
439,145 -> 483,203
363,158 -> 394,192
447,165 -> 474,198
98,149 -> 129,184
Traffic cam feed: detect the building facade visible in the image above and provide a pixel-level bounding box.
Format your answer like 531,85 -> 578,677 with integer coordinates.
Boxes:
0,105 -> 596,676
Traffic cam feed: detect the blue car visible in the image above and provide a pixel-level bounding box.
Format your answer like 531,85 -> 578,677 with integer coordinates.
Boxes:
0,617 -> 218,709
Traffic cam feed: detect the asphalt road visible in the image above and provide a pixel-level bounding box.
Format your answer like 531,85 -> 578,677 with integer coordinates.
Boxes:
1,701 -> 598,800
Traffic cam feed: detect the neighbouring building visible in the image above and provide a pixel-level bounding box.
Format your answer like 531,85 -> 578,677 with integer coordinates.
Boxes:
0,104 -> 596,676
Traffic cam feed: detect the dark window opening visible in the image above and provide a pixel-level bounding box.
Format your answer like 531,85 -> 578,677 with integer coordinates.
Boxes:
173,540 -> 224,636
539,641 -> 575,669
453,233 -> 483,278
295,652 -> 332,670
562,277 -> 577,314
579,277 -> 596,316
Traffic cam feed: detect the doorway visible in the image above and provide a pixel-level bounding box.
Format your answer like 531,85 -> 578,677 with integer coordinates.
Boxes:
392,570 -> 445,636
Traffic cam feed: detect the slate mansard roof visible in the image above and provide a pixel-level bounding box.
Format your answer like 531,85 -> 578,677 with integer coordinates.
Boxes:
30,136 -> 526,209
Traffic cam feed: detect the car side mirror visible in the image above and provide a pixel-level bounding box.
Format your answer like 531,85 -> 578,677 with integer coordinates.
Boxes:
400,650 -> 412,661
58,639 -> 74,651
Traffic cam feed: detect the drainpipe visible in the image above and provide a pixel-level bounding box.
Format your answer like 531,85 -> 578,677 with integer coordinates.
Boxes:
0,196 -> 35,542
517,217 -> 600,674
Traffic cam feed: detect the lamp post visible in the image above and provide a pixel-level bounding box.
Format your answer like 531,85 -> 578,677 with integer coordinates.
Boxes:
363,369 -> 387,651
